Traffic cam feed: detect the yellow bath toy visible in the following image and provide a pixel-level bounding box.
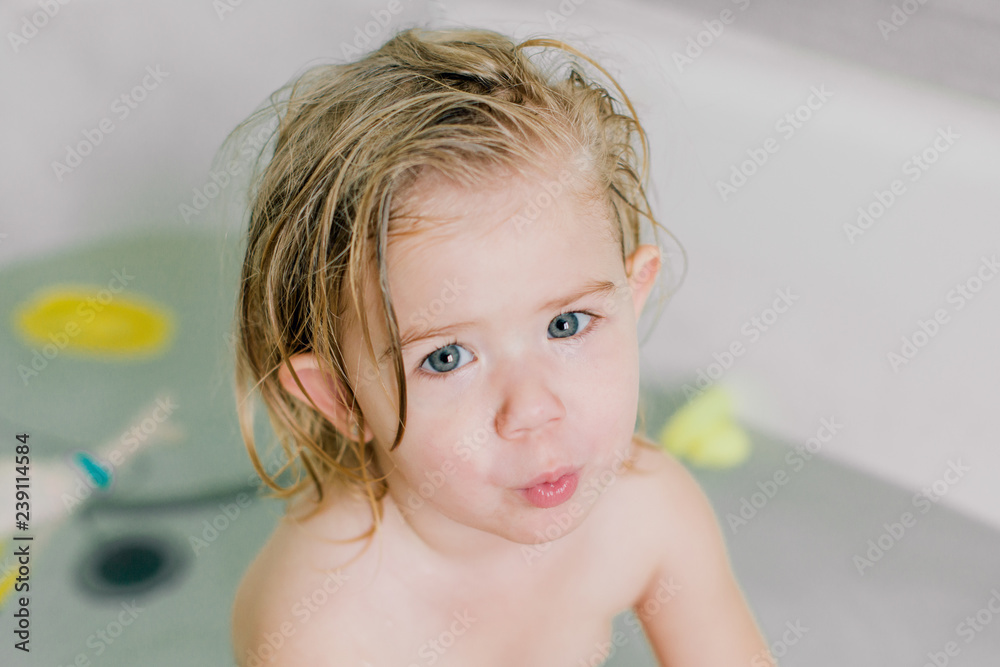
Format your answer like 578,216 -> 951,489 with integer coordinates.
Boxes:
12,285 -> 173,358
0,541 -> 16,610
658,386 -> 751,468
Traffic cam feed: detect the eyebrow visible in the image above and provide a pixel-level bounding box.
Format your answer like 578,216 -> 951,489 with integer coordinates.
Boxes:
378,279 -> 622,364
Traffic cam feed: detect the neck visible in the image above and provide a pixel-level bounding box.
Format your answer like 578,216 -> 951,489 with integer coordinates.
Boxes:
381,483 -> 533,572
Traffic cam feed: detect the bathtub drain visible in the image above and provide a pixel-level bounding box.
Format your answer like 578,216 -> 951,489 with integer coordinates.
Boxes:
78,534 -> 184,598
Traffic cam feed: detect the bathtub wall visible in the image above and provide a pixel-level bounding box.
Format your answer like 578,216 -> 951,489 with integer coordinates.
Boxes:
0,0 -> 442,264
653,0 -> 1000,103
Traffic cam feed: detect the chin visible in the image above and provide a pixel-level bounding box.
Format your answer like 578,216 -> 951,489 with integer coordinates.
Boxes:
514,498 -> 593,545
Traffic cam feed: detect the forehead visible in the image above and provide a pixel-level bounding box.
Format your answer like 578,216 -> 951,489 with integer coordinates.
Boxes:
383,170 -> 621,312
388,168 -> 617,261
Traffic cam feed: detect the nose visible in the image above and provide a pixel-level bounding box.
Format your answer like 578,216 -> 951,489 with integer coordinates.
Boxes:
494,367 -> 565,440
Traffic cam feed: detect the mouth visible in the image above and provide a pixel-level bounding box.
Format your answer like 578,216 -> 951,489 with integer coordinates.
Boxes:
519,465 -> 580,490
517,466 -> 581,509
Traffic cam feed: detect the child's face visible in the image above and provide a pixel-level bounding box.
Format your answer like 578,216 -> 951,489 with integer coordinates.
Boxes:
343,168 -> 660,556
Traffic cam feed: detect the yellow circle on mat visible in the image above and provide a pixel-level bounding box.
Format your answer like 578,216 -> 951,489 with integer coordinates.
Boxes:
13,286 -> 173,358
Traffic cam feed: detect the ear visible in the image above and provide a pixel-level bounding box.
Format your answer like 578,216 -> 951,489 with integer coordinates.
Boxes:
277,352 -> 373,442
625,244 -> 662,318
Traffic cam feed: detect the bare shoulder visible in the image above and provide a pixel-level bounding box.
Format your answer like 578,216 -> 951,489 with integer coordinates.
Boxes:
609,436 -> 733,592
231,487 -> 385,666
571,437 -> 714,609
613,435 -> 714,531
619,437 -> 770,665
623,435 -> 721,528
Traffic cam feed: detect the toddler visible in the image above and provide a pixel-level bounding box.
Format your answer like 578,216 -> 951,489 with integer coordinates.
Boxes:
229,26 -> 771,667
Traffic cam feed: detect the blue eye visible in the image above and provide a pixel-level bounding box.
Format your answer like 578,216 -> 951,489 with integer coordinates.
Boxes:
548,311 -> 592,339
416,311 -> 601,380
419,342 -> 470,375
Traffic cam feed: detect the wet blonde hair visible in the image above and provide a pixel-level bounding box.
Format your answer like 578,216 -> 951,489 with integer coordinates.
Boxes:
230,26 -> 683,541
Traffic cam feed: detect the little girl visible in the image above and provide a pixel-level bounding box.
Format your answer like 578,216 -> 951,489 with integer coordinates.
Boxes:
228,26 -> 771,667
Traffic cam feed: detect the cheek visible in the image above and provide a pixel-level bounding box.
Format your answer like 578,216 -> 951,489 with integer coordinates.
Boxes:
570,334 -> 639,475
394,433 -> 487,493
352,359 -> 406,445
572,325 -> 640,422
405,449 -> 499,515
363,396 -> 401,447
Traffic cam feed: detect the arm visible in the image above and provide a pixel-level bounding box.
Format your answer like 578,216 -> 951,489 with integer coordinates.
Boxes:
233,572 -> 367,667
634,451 -> 774,667
231,523 -> 368,667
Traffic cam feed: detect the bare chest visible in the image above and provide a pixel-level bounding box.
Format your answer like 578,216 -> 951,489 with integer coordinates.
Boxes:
354,557 -> 627,667
345,509 -> 653,665
290,453 -> 663,666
